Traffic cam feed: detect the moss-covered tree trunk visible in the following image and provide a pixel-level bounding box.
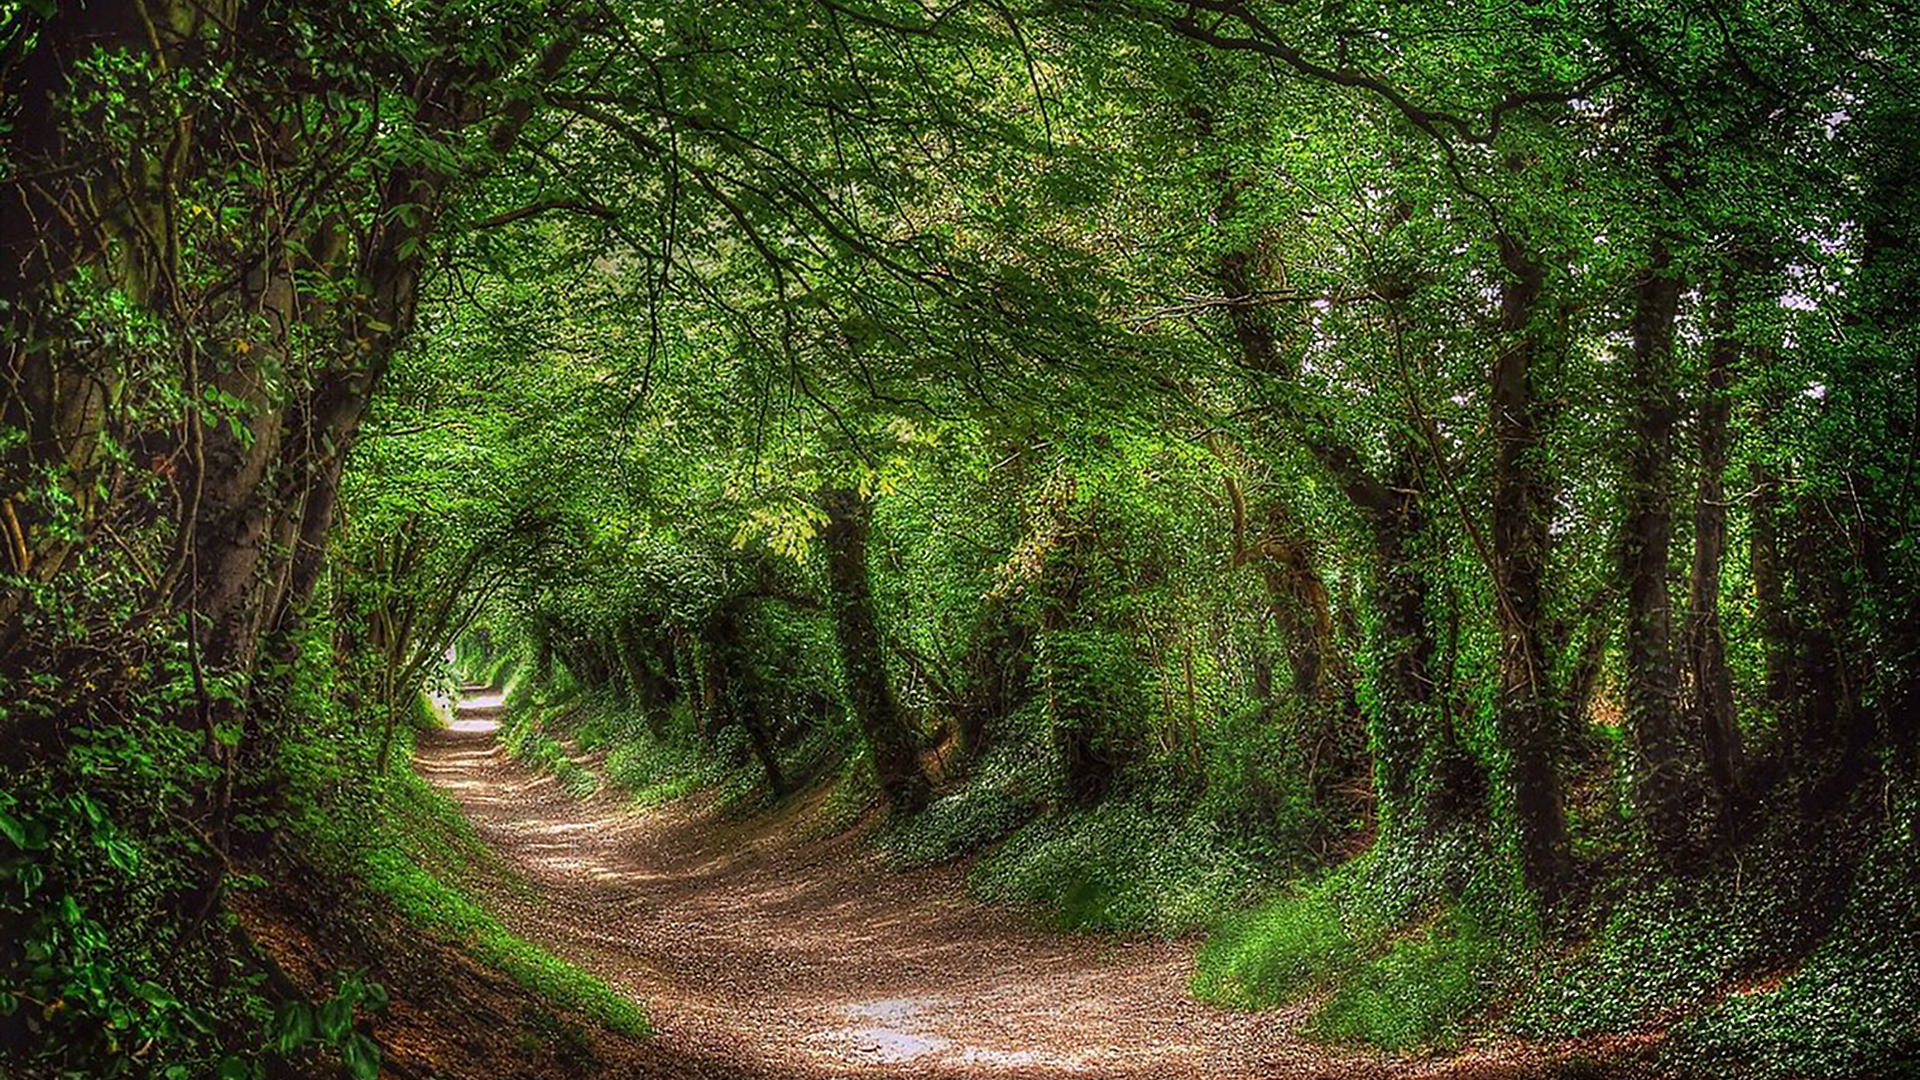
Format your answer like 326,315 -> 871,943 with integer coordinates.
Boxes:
1490,235 -> 1572,905
1202,128 -> 1459,838
819,487 -> 929,813
617,620 -> 676,738
1622,233 -> 1706,863
703,606 -> 785,795
955,596 -> 1032,761
1687,262 -> 1751,822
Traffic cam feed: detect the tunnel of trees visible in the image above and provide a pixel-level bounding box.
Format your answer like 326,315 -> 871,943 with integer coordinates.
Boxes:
1,0 -> 1915,1077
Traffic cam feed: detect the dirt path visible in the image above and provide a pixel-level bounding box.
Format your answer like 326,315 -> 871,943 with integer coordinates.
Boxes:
412,693 -> 1621,1079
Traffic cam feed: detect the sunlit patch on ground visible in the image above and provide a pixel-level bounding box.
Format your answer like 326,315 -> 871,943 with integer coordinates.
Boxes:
447,690 -> 506,732
819,998 -> 955,1063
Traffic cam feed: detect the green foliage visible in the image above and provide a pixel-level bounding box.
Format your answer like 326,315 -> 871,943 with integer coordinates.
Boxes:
0,697 -> 264,1078
881,781 -> 1037,871
602,736 -> 712,810
412,691 -> 448,732
267,973 -> 389,1080
0,604 -> 570,1078
502,714 -> 601,800
1194,830 -> 1534,1047
1194,889 -> 1356,1009
1670,826 -> 1920,1078
1196,700 -> 1364,859
6,0 -> 1916,1072
1506,809 -> 1920,1079
1311,907 -> 1510,1049
806,753 -> 881,840
880,728 -> 1055,868
968,793 -> 1278,936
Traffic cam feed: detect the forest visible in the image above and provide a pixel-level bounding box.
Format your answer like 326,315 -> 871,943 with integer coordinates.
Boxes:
1,0 -> 1915,1077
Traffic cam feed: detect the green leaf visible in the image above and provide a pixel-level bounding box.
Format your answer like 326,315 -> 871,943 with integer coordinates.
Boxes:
0,808 -> 24,848
317,997 -> 353,1042
132,980 -> 177,1009
215,1055 -> 253,1080
342,1031 -> 381,1080
273,1000 -> 314,1052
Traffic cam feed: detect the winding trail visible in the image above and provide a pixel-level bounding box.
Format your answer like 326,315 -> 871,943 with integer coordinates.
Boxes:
412,692 -> 1618,1079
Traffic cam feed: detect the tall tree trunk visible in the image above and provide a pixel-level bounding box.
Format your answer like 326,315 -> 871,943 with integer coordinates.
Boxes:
1245,502 -> 1337,700
819,487 -> 929,813
1204,158 -> 1391,832
1749,458 -> 1795,711
705,606 -> 784,794
618,620 -> 673,738
1369,452 -> 1477,832
1490,235 -> 1571,903
675,631 -> 708,738
1621,236 -> 1702,863
0,0 -> 226,657
1685,260 -> 1749,820
1208,205 -> 1339,703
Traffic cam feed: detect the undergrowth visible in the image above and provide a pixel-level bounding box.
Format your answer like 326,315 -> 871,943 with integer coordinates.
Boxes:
1192,828 -> 1532,1049
1670,820 -> 1920,1077
1190,792 -> 1920,1073
1511,796 -> 1920,1079
884,715 -> 1302,936
967,795 -> 1281,935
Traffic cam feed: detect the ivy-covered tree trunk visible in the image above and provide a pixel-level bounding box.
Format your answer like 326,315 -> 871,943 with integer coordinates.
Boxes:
1207,186 -> 1339,705
704,605 -> 785,795
1368,466 -> 1464,831
1205,125 -> 1474,836
1223,477 -> 1337,702
1686,262 -> 1750,820
1206,157 -> 1417,833
1490,236 -> 1572,904
819,487 -> 929,813
0,0 -> 215,662
696,637 -> 726,745
1622,235 -> 1704,863
1848,110 -> 1920,801
617,620 -> 676,738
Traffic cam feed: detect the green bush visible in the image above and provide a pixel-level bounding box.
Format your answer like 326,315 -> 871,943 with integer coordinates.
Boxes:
880,736 -> 1049,868
499,701 -> 599,799
883,783 -> 1037,869
1193,888 -> 1358,1007
968,793 -> 1277,935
